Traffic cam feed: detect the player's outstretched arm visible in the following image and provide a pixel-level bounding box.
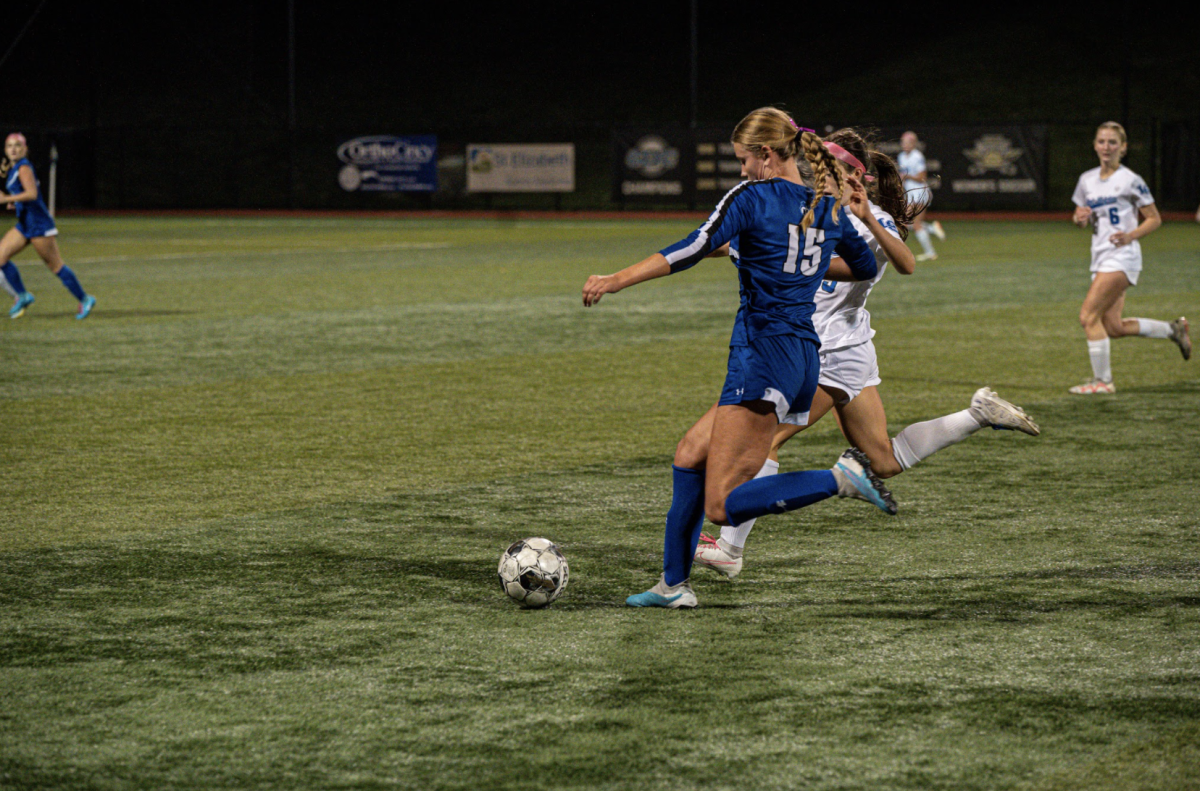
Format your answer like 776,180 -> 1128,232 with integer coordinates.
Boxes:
582,253 -> 671,307
846,175 -> 915,275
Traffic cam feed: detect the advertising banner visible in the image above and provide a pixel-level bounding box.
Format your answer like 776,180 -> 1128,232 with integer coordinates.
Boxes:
466,144 -> 575,193
337,135 -> 437,192
694,126 -> 744,205
874,126 -> 1048,209
612,129 -> 695,203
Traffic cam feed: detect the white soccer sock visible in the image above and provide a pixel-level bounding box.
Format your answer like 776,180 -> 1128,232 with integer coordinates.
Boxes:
891,409 -> 985,471
1134,318 -> 1172,339
719,458 -> 779,549
915,227 -> 935,255
1087,338 -> 1112,382
1,274 -> 15,300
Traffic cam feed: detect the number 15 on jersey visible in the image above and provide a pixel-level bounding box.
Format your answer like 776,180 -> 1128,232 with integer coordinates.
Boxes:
784,224 -> 824,276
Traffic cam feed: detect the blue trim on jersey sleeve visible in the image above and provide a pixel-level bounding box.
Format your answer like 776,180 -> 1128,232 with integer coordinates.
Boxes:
659,181 -> 755,274
833,208 -> 877,281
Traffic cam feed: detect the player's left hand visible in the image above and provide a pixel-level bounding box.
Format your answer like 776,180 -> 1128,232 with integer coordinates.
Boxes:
1109,232 -> 1133,247
582,274 -> 620,307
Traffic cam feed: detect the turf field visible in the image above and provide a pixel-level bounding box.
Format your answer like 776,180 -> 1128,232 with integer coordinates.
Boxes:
1,215 -> 1198,790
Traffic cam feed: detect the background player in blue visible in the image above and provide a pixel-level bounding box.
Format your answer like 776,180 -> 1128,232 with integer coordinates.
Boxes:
1,133 -> 95,319
582,108 -> 892,609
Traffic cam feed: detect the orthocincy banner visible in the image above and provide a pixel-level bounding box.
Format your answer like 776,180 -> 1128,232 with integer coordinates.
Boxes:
466,144 -> 575,193
337,135 -> 437,192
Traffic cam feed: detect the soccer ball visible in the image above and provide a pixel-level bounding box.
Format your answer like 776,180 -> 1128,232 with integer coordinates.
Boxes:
497,537 -> 569,608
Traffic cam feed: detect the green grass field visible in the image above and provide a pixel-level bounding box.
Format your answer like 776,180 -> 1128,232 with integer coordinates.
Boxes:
2,215 -> 1198,790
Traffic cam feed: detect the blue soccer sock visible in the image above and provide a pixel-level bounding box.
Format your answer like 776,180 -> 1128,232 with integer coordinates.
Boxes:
662,465 -> 707,586
56,266 -> 87,302
724,469 -> 839,526
2,261 -> 27,294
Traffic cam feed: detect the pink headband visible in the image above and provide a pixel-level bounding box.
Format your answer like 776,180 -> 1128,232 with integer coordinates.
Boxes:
5,133 -> 26,146
824,141 -> 875,181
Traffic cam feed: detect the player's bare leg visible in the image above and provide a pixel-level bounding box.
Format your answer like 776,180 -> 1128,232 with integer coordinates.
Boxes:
29,236 -> 95,319
831,387 -> 903,478
912,208 -> 938,261
0,227 -> 29,262
1073,272 -> 1128,393
704,402 -> 778,526
674,402 -> 718,470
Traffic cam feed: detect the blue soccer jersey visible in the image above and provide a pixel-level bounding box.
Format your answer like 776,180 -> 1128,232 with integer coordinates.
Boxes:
5,157 -> 56,238
659,179 -> 876,347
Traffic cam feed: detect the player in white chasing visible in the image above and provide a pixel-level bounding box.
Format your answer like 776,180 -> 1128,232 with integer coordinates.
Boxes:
897,130 -> 944,261
1069,122 -> 1190,395
695,128 -> 1040,579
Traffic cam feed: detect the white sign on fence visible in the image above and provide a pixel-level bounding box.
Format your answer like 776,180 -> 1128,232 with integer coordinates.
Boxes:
466,144 -> 575,193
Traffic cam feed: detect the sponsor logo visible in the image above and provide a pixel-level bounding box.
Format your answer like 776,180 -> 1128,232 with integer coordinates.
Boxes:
624,135 -> 680,178
338,136 -> 435,167
622,180 -> 682,195
963,134 -> 1023,176
468,149 -> 495,174
338,165 -> 363,192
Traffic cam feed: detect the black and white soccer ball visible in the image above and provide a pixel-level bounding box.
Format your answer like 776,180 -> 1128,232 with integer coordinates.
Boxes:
497,537 -> 569,608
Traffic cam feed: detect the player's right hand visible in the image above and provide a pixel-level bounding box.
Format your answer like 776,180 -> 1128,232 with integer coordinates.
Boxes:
582,274 -> 619,307
1073,206 -> 1091,228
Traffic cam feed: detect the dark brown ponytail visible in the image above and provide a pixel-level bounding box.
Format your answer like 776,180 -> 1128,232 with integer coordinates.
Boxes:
868,150 -> 924,240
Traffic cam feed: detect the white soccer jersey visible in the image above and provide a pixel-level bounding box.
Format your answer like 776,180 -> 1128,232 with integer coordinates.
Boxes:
812,202 -> 899,352
897,149 -> 926,193
1072,165 -> 1155,268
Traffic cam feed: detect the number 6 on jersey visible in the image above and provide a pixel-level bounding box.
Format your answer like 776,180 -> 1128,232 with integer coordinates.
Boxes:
784,224 -> 824,276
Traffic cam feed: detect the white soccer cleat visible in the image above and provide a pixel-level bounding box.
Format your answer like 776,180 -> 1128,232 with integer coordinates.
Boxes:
693,533 -> 743,579
969,387 -> 1040,436
930,220 -> 946,240
626,574 -> 698,609
832,448 -> 897,515
916,252 -> 938,262
1170,317 -> 1191,361
1068,379 -> 1115,395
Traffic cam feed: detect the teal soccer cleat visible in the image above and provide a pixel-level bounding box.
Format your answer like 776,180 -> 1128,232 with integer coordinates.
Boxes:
833,448 -> 898,515
626,575 -> 698,609
76,295 -> 96,320
9,291 -> 33,319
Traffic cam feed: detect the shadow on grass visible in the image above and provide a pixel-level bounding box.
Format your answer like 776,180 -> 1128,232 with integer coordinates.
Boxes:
15,308 -> 197,321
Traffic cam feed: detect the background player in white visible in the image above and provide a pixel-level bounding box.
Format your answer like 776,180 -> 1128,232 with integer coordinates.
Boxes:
897,130 -> 944,261
1069,122 -> 1189,394
695,129 -> 1039,578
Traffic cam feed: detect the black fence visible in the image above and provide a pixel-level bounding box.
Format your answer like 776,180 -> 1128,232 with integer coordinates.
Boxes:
6,119 -> 1199,213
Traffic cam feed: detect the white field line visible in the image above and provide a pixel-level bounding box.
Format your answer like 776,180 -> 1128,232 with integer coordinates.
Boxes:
69,242 -> 453,265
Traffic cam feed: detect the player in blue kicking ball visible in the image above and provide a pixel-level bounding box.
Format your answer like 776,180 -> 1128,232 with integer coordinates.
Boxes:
1,133 -> 94,320
583,108 -> 894,609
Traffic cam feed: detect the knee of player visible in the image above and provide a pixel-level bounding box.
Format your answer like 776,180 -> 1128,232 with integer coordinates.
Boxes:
703,499 -> 729,527
674,433 -> 708,468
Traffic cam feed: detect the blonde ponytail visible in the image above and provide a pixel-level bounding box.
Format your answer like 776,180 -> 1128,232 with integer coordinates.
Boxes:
799,131 -> 844,232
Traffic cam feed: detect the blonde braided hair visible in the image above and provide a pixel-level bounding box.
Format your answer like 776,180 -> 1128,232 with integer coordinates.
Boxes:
731,107 -> 801,168
799,131 -> 844,232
